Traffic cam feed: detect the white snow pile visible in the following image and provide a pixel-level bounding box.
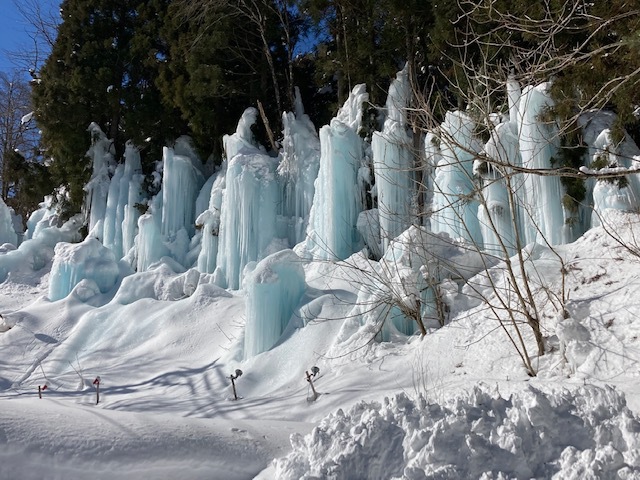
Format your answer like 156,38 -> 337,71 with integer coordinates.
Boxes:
274,384 -> 640,480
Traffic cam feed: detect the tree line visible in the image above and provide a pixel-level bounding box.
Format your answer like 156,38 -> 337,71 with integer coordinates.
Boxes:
1,0 -> 639,222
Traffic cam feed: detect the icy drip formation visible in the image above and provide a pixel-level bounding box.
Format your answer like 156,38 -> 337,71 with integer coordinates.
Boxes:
476,122 -> 520,257
243,249 -> 305,358
84,123 -> 115,239
161,137 -> 205,239
305,84 -> 368,260
277,87 -> 321,246
372,65 -> 415,253
196,165 -> 226,274
578,110 -> 640,228
102,142 -> 144,260
517,83 -> 567,245
48,238 -> 120,301
215,108 -> 280,289
0,197 -> 18,246
430,111 -> 483,246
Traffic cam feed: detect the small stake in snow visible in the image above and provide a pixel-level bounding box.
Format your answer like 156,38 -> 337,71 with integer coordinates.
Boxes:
38,384 -> 47,399
93,376 -> 101,404
305,366 -> 320,401
229,369 -> 243,401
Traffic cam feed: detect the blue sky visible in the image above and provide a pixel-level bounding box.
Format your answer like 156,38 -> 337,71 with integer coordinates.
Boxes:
0,0 -> 57,74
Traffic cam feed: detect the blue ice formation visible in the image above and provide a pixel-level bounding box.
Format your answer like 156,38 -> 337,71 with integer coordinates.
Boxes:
243,249 -> 306,358
49,237 -> 122,301
372,64 -> 415,254
304,84 -> 368,260
214,108 -> 281,290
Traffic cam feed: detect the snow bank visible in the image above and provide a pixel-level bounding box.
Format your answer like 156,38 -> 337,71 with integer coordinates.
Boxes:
274,384 -> 640,480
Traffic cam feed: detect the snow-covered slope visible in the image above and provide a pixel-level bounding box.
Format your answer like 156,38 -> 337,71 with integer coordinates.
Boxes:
1,212 -> 640,479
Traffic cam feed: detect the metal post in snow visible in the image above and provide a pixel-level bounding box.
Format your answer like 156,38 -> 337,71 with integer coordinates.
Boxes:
38,384 -> 47,399
93,376 -> 101,404
229,369 -> 243,401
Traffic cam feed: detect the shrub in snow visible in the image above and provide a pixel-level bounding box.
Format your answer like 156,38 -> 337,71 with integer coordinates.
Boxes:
274,384 -> 640,480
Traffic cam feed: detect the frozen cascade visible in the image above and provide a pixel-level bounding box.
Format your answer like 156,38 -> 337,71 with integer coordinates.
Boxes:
48,237 -> 121,301
476,122 -> 520,257
161,139 -> 205,239
304,84 -> 368,260
517,83 -> 567,245
84,123 -> 115,240
244,249 -> 306,358
277,87 -> 321,246
215,108 -> 281,290
430,111 -> 483,246
372,65 -> 415,253
0,196 -> 18,247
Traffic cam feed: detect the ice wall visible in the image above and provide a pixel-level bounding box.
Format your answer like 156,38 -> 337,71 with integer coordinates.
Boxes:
277,87 -> 321,246
84,123 -> 115,240
372,65 -> 415,253
48,237 -> 121,301
304,85 -> 368,260
243,249 -> 306,358
430,111 -> 483,246
215,108 -> 281,289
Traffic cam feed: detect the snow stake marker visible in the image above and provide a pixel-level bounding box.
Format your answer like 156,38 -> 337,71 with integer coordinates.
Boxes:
93,376 -> 101,404
38,384 -> 47,399
305,366 -> 320,402
229,369 -> 243,401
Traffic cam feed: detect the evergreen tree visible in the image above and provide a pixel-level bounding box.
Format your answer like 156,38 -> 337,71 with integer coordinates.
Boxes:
32,0 -> 185,217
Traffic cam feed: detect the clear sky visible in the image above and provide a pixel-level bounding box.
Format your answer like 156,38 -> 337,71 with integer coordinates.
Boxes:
0,0 -> 57,74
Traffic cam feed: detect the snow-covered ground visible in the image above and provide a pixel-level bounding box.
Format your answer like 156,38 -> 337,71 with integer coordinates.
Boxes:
1,212 -> 640,479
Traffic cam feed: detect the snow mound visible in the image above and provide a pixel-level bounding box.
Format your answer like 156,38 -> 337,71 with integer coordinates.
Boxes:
274,384 -> 640,480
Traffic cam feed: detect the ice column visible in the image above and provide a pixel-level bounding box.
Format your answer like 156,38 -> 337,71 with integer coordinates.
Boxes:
476,122 -> 520,257
161,138 -> 205,239
277,87 -> 321,246
244,249 -> 306,358
0,197 -> 18,246
84,123 -> 115,240
196,166 -> 226,274
372,65 -> 415,253
517,83 -> 565,245
215,108 -> 280,289
430,111 -> 483,246
305,85 -> 368,260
